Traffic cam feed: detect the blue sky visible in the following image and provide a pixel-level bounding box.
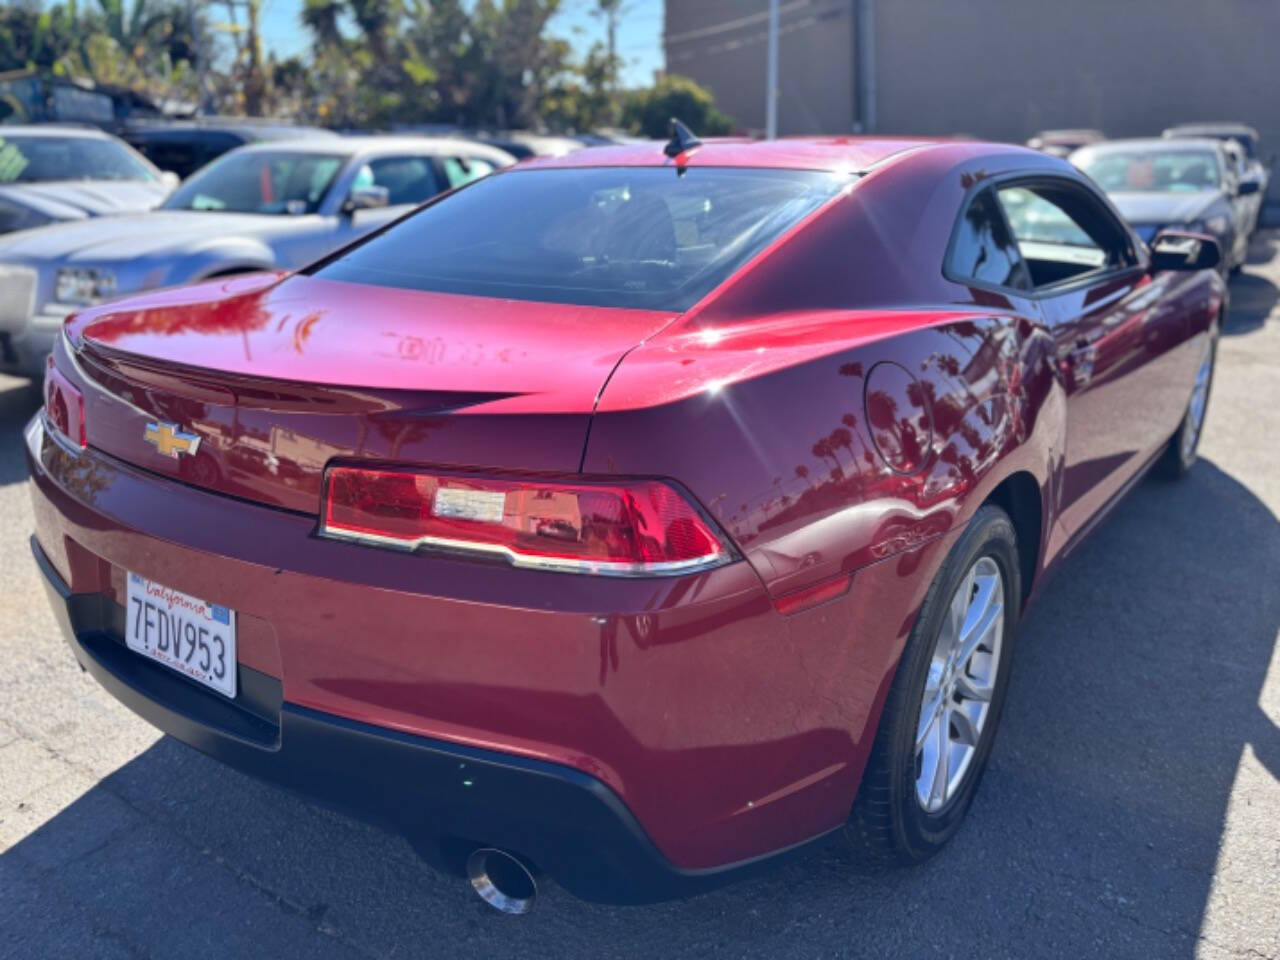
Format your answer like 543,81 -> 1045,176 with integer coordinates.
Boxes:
257,0 -> 665,87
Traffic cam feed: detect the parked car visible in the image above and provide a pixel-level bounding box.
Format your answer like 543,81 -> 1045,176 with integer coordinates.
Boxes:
0,135 -> 514,376
1025,128 -> 1105,158
1219,138 -> 1264,238
1163,122 -> 1269,228
0,125 -> 174,235
122,119 -> 339,179
27,135 -> 1223,910
472,130 -> 585,159
1070,137 -> 1255,271
0,69 -> 167,132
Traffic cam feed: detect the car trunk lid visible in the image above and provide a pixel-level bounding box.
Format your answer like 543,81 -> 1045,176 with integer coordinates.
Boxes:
65,273 -> 678,514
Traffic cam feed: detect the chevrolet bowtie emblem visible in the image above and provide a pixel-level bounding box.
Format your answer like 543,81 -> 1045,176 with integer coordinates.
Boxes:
144,421 -> 201,459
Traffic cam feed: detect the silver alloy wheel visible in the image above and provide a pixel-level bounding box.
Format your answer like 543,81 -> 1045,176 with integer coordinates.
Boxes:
1181,340 -> 1214,462
915,556 -> 1005,813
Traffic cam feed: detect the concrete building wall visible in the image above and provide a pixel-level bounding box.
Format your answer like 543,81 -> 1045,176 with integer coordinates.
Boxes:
873,0 -> 1279,150
665,0 -> 1280,198
664,0 -> 854,137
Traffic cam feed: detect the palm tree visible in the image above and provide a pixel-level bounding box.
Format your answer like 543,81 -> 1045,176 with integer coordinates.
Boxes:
347,0 -> 399,62
301,0 -> 344,50
96,0 -> 167,59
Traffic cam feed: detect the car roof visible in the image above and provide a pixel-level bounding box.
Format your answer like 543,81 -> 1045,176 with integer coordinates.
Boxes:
1032,129 -> 1104,141
0,124 -> 113,139
1164,122 -> 1259,140
126,120 -> 337,140
518,136 -> 939,172
232,134 -> 516,164
1074,137 -> 1226,155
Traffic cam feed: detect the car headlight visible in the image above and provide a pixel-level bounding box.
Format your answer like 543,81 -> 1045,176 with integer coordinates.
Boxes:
55,267 -> 116,305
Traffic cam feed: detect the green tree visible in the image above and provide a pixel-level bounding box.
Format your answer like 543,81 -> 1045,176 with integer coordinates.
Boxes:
300,0 -> 344,49
0,1 -> 81,72
622,73 -> 734,139
304,0 -> 572,130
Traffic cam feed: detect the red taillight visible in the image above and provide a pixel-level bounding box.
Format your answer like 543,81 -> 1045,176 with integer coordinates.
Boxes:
320,466 -> 734,576
44,357 -> 86,448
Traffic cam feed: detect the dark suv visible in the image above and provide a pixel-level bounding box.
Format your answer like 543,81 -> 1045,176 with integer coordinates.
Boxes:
123,120 -> 338,179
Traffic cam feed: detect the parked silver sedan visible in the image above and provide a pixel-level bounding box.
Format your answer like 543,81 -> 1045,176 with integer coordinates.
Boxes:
0,135 -> 514,376
0,125 -> 175,234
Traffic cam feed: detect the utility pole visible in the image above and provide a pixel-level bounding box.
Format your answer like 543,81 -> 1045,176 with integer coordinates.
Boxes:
595,0 -> 625,125
765,0 -> 779,139
187,0 -> 210,114
856,0 -> 876,133
221,0 -> 266,116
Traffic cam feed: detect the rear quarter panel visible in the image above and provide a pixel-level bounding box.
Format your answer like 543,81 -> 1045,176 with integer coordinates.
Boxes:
587,311 -> 1060,603
583,308 -> 1061,858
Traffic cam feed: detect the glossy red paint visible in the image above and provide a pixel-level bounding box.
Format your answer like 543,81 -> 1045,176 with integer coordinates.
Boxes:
520,136 -> 936,173
29,138 -> 1224,893
63,275 -> 680,512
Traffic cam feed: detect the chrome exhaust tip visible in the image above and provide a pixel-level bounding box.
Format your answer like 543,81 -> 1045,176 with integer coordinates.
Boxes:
466,848 -> 537,914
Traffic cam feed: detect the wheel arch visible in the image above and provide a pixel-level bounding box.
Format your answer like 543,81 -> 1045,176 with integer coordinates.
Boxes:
981,469 -> 1042,609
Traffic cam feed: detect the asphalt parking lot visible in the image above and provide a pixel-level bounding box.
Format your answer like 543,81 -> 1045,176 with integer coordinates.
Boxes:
2,242 -> 1278,960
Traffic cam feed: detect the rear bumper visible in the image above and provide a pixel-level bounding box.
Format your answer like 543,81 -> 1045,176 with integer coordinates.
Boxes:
28,414 -> 921,901
34,538 -> 802,903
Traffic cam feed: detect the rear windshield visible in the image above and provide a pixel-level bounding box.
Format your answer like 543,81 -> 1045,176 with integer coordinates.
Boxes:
310,167 -> 850,310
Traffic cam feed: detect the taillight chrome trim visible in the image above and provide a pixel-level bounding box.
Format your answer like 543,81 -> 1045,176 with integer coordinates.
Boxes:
24,412 -> 45,461
319,523 -> 735,577
42,355 -> 87,453
39,409 -> 86,456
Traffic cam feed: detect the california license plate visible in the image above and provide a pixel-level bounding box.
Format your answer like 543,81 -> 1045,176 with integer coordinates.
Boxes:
125,573 -> 237,698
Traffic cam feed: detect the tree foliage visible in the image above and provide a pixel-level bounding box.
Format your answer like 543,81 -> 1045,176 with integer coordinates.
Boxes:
621,73 -> 733,139
0,0 -> 736,137
0,0 -> 211,110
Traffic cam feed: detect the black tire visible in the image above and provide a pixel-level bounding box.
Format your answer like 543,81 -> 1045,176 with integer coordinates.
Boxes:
845,504 -> 1020,864
1156,333 -> 1217,480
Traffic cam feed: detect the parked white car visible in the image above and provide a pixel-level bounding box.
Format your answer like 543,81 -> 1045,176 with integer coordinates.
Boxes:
0,125 -> 174,235
0,135 -> 514,376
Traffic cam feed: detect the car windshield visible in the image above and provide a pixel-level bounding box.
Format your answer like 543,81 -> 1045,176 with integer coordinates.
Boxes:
0,134 -> 156,183
164,150 -> 347,214
1077,150 -> 1222,193
310,166 -> 850,311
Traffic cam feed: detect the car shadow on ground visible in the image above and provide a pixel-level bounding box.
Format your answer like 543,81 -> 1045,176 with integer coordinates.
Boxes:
1245,232 -> 1276,266
1225,270 -> 1278,337
1227,233 -> 1280,336
3,456 -> 1276,959
0,377 -> 41,487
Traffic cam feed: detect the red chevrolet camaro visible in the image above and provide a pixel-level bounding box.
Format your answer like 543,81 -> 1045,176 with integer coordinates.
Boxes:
27,131 -> 1223,910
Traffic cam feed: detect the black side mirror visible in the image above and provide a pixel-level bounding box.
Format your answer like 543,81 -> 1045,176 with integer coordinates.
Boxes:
1149,230 -> 1222,272
343,185 -> 390,215
1238,179 -> 1261,196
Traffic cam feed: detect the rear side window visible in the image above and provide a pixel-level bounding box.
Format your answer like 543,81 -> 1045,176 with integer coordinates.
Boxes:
310,167 -> 850,311
947,189 -> 1030,290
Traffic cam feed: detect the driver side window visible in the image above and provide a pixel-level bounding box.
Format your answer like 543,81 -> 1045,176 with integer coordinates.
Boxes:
994,181 -> 1135,289
356,156 -> 441,206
